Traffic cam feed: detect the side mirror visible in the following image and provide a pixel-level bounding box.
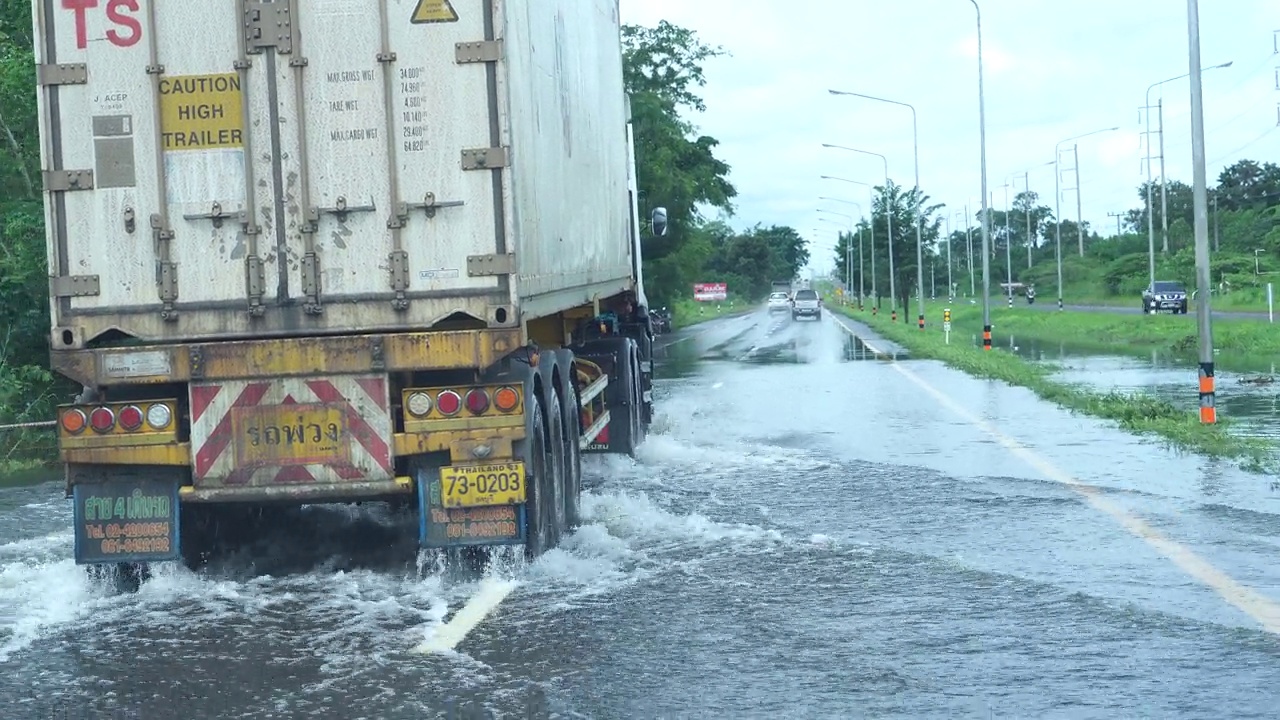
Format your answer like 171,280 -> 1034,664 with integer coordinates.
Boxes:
651,207 -> 668,237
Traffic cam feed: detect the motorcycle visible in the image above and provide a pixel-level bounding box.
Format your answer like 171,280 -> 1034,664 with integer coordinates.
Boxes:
649,307 -> 672,334
1026,288 -> 1036,305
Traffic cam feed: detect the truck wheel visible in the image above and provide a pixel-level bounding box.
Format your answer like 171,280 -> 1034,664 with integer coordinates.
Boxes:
561,371 -> 583,528
544,389 -> 568,546
524,393 -> 553,560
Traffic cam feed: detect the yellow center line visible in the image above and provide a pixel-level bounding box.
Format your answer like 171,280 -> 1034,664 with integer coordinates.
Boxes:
832,316 -> 1280,634
415,576 -> 519,654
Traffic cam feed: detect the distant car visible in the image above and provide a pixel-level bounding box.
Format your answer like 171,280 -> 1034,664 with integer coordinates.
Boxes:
791,288 -> 821,320
1142,280 -> 1188,314
767,292 -> 791,314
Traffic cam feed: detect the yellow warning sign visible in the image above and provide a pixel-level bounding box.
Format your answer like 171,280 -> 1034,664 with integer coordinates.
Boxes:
158,73 -> 244,152
412,0 -> 458,24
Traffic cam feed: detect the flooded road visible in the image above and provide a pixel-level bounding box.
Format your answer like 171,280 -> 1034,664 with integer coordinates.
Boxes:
2,312 -> 1280,718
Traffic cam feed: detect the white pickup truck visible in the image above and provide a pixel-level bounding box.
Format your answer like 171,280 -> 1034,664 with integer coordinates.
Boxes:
791,289 -> 822,321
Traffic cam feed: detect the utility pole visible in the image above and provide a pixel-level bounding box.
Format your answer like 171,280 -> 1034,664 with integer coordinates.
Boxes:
1158,98 -> 1170,253
1000,183 -> 1012,307
1187,0 -> 1215,424
1074,144 -> 1086,257
1107,211 -> 1124,236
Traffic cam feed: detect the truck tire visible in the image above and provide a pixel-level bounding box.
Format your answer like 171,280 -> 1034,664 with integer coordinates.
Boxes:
524,392 -> 555,560
544,389 -> 568,547
561,365 -> 583,528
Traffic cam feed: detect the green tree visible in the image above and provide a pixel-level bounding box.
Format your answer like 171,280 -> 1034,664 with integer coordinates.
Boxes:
622,21 -> 737,306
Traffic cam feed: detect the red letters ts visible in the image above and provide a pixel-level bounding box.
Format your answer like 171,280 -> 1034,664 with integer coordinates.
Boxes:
62,0 -> 142,50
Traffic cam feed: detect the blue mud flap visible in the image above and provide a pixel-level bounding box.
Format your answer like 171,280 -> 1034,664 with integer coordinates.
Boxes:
416,467 -> 526,548
72,479 -> 180,565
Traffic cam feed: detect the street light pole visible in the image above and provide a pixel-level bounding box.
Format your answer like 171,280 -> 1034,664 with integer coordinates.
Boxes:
819,198 -> 865,305
964,0 -> 992,349
821,176 -> 876,306
822,144 -> 895,313
1186,0 -> 1216,424
964,204 -> 974,296
1022,172 -> 1033,268
829,90 -> 926,329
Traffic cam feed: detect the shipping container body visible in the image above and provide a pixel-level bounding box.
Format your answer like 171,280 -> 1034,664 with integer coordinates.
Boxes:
35,0 -> 635,351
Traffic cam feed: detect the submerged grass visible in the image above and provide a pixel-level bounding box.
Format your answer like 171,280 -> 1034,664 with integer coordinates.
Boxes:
835,304 -> 1277,473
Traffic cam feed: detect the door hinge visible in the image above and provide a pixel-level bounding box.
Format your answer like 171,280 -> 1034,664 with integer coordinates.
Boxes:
468,253 -> 515,277
455,40 -> 503,64
243,0 -> 293,54
43,169 -> 94,192
301,252 -> 323,315
461,147 -> 509,170
49,275 -> 101,298
389,250 -> 410,310
245,255 -> 266,317
37,63 -> 87,86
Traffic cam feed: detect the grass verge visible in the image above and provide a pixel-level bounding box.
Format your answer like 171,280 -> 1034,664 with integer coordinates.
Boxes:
917,300 -> 1280,363
834,304 -> 1277,473
670,298 -> 752,329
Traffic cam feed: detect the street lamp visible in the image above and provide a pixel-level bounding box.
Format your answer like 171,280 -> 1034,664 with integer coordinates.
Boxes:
1143,59 -> 1232,278
821,145 -> 896,312
961,0 -> 992,349
1186,0 -> 1217,424
1053,126 -> 1118,311
829,89 -> 926,330
821,176 -> 878,304
819,196 -> 865,304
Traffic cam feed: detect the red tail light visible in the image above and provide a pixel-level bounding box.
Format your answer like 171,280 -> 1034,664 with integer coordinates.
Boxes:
465,388 -> 490,415
436,390 -> 461,416
89,407 -> 115,434
118,405 -> 144,432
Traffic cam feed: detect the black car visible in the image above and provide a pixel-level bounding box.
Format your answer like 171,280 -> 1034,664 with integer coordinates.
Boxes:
1142,281 -> 1188,314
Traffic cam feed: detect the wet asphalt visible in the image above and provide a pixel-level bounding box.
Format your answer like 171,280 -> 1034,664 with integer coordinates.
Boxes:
0,310 -> 1278,719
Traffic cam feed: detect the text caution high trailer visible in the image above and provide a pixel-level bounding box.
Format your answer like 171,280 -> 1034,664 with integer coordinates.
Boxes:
33,0 -> 668,585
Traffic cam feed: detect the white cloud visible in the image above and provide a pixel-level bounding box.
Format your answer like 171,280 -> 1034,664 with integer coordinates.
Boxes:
618,0 -> 1280,274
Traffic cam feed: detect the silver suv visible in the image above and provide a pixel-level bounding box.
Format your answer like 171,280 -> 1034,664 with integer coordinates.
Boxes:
791,289 -> 821,320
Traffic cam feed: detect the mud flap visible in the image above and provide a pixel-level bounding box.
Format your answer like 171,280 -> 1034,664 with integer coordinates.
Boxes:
415,465 -> 527,548
71,474 -> 181,565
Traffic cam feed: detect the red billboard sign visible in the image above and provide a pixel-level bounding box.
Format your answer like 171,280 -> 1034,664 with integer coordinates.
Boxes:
693,283 -> 727,302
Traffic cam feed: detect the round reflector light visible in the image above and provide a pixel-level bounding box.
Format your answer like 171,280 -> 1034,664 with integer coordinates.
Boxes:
89,407 -> 115,434
61,409 -> 87,435
465,388 -> 490,415
406,391 -> 432,417
146,403 -> 172,429
493,386 -> 519,413
118,405 -> 144,431
435,390 -> 461,416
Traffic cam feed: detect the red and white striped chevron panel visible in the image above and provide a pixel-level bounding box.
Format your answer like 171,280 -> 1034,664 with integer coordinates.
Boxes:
189,374 -> 393,487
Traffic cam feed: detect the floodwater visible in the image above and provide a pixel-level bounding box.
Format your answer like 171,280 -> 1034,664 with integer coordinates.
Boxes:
0,312 -> 1277,718
996,334 -> 1280,442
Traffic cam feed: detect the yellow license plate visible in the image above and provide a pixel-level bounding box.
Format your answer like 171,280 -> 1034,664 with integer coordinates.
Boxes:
439,462 -> 526,508
232,404 -> 349,467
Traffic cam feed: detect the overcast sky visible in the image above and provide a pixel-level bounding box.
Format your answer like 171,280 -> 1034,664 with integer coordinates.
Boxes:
618,0 -> 1280,275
